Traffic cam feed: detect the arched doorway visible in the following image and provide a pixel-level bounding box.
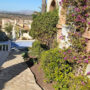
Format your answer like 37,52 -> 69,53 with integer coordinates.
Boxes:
50,0 -> 56,11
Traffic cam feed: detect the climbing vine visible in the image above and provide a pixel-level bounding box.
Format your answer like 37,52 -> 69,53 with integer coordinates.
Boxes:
59,0 -> 90,52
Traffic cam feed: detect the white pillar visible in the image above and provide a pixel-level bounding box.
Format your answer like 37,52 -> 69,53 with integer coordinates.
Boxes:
59,25 -> 71,49
2,19 -> 5,31
5,45 -> 7,51
1,45 -> 3,51
8,40 -> 11,51
12,20 -> 16,40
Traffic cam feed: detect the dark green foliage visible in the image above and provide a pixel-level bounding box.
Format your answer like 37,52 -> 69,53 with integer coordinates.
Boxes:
40,48 -> 90,89
0,30 -> 8,41
5,23 -> 13,39
5,23 -> 13,33
40,48 -> 73,89
29,41 -> 45,58
69,75 -> 90,90
22,52 -> 29,60
30,10 -> 58,48
32,12 -> 41,20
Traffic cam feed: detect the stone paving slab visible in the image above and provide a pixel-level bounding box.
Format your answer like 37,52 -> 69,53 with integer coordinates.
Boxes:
0,50 -> 41,90
0,51 -> 9,66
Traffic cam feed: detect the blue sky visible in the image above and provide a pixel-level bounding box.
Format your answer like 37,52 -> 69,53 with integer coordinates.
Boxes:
0,0 -> 42,11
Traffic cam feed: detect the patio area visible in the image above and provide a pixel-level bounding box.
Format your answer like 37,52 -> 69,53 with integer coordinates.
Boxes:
0,50 -> 41,90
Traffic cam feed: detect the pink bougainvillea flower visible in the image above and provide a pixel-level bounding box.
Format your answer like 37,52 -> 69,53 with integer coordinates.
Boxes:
77,60 -> 82,63
75,18 -> 80,22
87,72 -> 90,75
85,14 -> 89,17
81,18 -> 86,23
68,49 -> 71,53
84,0 -> 87,2
81,81 -> 85,85
83,56 -> 86,59
59,51 -> 61,53
64,57 -> 67,60
88,22 -> 90,25
73,56 -> 76,59
59,2 -> 62,5
88,56 -> 90,59
84,60 -> 88,64
59,0 -> 64,6
72,14 -> 75,16
85,38 -> 88,42
83,5 -> 87,10
63,52 -> 66,55
61,0 -> 64,2
74,8 -> 80,12
77,15 -> 81,18
59,36 -> 65,40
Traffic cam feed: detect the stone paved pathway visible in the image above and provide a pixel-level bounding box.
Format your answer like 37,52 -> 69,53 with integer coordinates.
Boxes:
0,50 -> 41,90
0,51 -> 9,66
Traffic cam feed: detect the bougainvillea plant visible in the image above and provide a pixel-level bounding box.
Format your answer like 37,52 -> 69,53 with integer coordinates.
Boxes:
59,0 -> 89,52
59,0 -> 90,75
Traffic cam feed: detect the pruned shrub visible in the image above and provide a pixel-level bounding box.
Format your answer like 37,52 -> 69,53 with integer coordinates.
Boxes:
40,48 -> 73,89
40,48 -> 89,89
30,10 -> 58,48
29,41 -> 47,58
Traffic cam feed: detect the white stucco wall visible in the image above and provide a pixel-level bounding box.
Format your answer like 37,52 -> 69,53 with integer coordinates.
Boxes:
47,0 -> 60,12
47,0 -> 62,16
47,0 -> 71,49
47,0 -> 53,12
59,25 -> 71,49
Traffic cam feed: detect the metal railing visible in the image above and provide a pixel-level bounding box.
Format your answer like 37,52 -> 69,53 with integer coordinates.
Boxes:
0,40 -> 11,51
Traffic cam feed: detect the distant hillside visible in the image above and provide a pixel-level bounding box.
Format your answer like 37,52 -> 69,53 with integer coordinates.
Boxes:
15,10 -> 34,15
0,10 -> 34,20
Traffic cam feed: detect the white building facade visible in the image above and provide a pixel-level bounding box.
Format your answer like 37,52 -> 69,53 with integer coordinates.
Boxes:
47,0 -> 71,49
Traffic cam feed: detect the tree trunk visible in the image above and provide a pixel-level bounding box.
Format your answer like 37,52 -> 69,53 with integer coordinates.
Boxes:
42,0 -> 46,13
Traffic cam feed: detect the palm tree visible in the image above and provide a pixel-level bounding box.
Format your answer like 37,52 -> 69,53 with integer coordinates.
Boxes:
42,0 -> 46,13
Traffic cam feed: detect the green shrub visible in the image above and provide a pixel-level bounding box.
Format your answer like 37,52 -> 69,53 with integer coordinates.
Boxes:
30,10 -> 58,48
0,30 -> 8,41
22,52 -> 29,60
40,48 -> 73,89
40,48 -> 89,89
29,41 -> 45,58
5,24 -> 13,39
69,76 -> 90,90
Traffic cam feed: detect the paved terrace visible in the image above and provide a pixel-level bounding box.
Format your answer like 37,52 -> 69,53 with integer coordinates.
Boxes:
0,51 -> 9,66
0,50 -> 41,90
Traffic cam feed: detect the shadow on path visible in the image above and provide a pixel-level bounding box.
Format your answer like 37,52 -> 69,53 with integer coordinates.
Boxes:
0,49 -> 33,90
0,62 -> 28,90
7,50 -> 23,61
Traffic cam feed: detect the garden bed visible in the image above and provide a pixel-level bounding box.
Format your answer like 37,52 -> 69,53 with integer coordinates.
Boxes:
26,60 -> 54,90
